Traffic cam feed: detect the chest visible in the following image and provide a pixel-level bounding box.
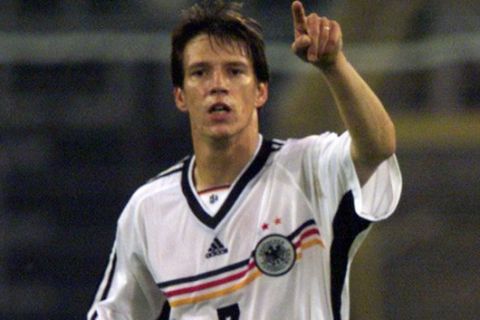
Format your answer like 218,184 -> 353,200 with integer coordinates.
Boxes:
143,176 -> 327,287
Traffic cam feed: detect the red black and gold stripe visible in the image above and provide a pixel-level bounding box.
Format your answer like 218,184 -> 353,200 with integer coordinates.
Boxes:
157,219 -> 325,308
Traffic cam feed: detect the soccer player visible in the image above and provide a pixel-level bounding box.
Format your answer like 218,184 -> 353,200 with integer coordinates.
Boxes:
87,1 -> 402,319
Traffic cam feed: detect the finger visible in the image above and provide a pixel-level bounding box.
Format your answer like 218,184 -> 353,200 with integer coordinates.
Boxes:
318,18 -> 330,55
306,14 -> 320,62
291,1 -> 307,38
324,20 -> 342,54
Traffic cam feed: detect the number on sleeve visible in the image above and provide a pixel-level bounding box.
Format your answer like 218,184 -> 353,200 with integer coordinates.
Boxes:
217,303 -> 240,320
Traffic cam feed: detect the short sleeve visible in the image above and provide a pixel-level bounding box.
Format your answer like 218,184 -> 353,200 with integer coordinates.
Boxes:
300,131 -> 401,223
340,133 -> 402,221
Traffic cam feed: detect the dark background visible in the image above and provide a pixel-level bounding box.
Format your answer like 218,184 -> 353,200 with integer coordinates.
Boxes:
0,0 -> 479,319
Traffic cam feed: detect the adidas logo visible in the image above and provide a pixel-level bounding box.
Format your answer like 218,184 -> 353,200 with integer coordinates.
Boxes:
205,238 -> 228,258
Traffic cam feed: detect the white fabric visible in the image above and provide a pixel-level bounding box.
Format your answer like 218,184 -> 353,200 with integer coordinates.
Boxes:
87,132 -> 402,320
199,188 -> 230,215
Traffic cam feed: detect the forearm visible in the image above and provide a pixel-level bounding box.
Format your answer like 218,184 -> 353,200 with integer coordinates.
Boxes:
290,2 -> 396,183
320,52 -> 396,165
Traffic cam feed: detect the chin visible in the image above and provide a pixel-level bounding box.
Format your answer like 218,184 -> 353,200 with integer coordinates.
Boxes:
208,131 -> 233,141
206,125 -> 235,138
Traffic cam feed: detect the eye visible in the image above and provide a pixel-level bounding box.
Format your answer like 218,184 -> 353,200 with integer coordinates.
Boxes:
228,66 -> 246,76
191,69 -> 205,77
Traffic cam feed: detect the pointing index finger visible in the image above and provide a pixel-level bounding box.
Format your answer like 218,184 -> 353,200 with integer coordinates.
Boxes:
292,1 -> 307,37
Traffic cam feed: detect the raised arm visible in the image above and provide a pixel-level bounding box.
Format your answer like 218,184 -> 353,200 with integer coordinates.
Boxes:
291,1 -> 396,185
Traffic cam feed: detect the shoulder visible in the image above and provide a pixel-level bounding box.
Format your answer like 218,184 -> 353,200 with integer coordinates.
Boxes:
119,158 -> 189,223
138,158 -> 188,199
269,132 -> 343,161
146,157 -> 187,185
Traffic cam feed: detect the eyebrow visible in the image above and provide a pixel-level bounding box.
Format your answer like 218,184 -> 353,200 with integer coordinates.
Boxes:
186,60 -> 250,71
186,62 -> 209,71
226,61 -> 249,69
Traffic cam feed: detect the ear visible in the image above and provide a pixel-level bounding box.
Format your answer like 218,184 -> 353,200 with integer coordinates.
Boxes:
255,82 -> 269,110
173,87 -> 188,113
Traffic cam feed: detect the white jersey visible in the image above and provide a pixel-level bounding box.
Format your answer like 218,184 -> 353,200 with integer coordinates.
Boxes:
87,132 -> 402,320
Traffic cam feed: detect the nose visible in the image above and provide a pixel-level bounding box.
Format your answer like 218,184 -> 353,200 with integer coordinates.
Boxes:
209,70 -> 228,95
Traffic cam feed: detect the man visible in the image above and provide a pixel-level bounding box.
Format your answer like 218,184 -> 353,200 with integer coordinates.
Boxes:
87,1 -> 402,319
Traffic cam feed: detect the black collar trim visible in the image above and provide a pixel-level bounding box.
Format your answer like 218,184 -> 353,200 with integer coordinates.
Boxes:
181,139 -> 273,229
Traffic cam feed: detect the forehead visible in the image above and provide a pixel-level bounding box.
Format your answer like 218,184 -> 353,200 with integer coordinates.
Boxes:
183,34 -> 251,67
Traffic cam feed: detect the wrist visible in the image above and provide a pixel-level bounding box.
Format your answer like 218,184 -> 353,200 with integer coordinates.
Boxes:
316,51 -> 348,75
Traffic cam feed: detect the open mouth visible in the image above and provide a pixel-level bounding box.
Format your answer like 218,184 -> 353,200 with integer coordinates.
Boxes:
208,103 -> 231,114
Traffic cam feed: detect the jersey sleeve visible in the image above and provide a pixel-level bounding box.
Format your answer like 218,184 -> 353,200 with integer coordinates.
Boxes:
337,131 -> 402,221
87,197 -> 167,320
306,131 -> 402,223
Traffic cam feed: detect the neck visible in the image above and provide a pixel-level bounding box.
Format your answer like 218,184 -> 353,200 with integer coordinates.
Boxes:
192,132 -> 260,191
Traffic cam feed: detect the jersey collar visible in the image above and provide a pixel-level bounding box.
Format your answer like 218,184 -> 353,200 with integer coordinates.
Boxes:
181,137 -> 273,229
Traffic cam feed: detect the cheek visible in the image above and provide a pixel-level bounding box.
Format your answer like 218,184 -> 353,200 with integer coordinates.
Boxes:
183,86 -> 202,104
247,87 -> 263,106
240,82 -> 258,100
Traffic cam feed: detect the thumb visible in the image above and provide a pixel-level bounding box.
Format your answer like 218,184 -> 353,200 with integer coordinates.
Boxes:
292,34 -> 311,58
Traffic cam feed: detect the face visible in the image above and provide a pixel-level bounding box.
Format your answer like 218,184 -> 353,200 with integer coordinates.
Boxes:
174,34 -> 268,142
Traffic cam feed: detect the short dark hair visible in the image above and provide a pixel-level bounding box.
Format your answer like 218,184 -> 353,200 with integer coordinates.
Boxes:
170,0 -> 270,88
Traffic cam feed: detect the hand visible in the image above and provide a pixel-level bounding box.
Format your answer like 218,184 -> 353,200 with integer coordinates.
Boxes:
291,1 -> 343,69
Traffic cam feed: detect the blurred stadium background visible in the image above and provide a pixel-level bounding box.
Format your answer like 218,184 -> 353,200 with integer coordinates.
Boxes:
0,0 -> 478,319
